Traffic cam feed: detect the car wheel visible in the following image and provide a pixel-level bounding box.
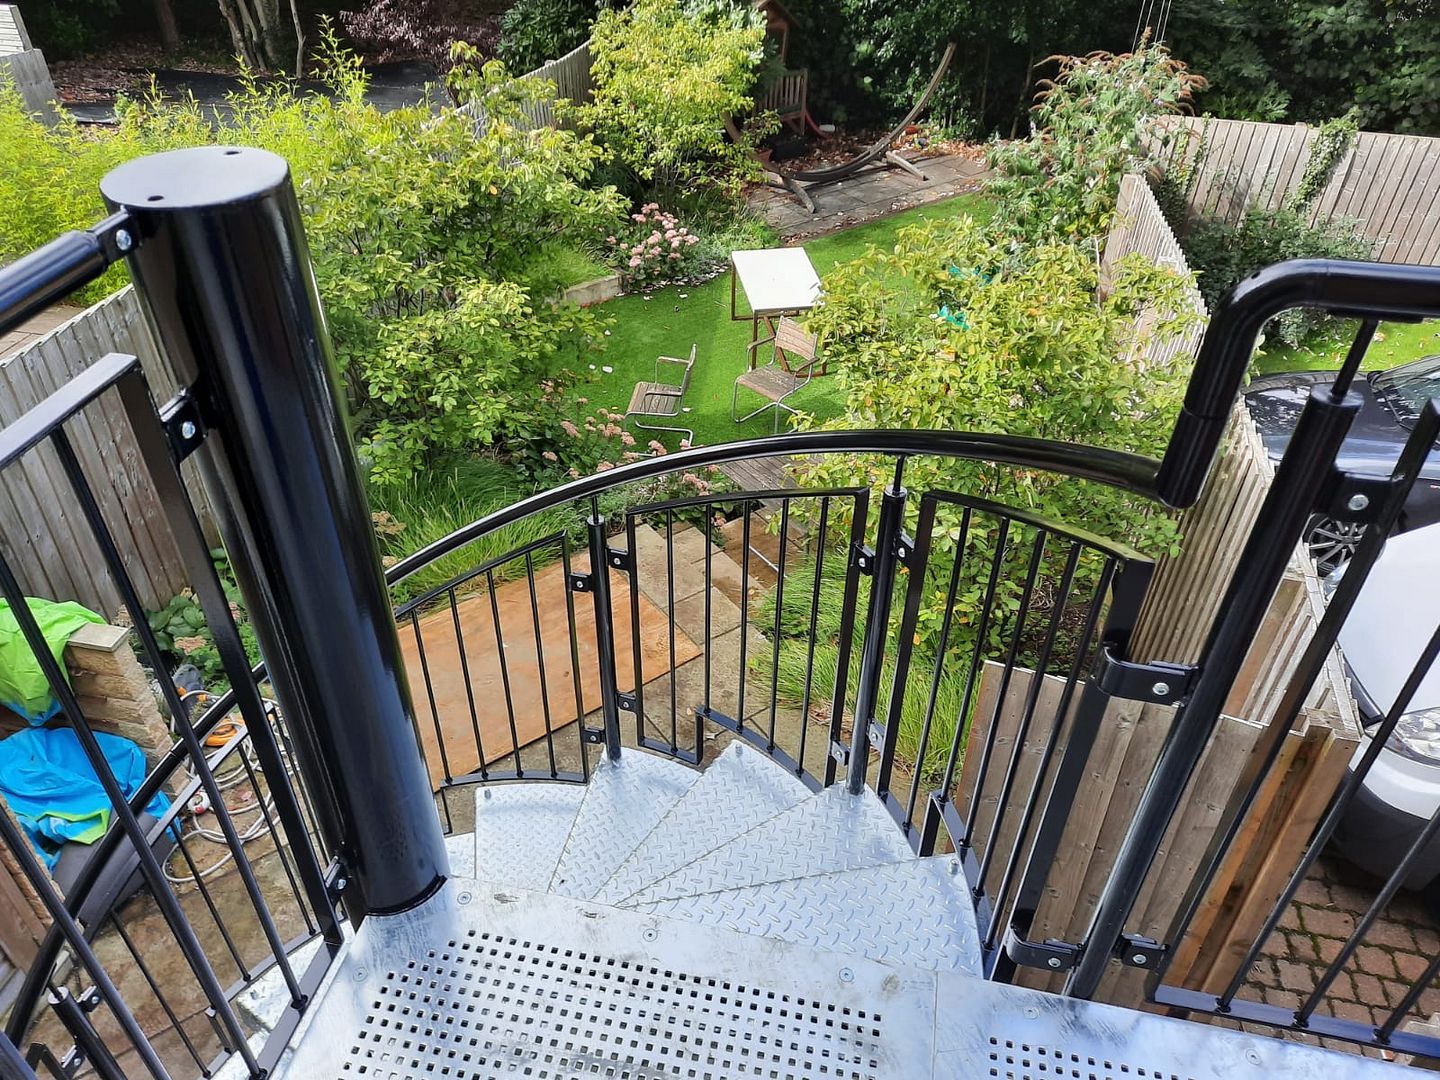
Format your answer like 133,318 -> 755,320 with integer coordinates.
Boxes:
1306,513 -> 1367,575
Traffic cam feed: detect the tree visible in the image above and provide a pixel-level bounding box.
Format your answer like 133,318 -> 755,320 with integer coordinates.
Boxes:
150,0 -> 180,51
216,0 -> 306,73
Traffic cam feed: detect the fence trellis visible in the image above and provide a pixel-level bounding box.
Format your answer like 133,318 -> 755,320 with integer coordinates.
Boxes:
1155,116 -> 1440,266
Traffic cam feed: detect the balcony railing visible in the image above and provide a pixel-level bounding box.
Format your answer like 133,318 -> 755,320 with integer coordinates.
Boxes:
1,148 -> 1440,1077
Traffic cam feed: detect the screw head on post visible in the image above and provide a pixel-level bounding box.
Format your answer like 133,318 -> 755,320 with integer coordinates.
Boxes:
1151,681 -> 1171,699
1131,953 -> 1148,966
1046,956 -> 1063,969
114,229 -> 134,252
1346,493 -> 1370,513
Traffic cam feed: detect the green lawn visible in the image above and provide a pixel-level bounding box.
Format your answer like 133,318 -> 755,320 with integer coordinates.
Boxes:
582,194 -> 994,446
1253,318 -> 1440,376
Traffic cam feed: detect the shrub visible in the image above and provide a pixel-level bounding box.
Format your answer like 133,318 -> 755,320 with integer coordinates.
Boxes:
498,0 -> 595,74
603,204 -> 705,289
1184,207 -> 1371,347
793,213 -> 1200,658
578,0 -> 770,199
339,0 -> 500,69
986,45 -> 1205,247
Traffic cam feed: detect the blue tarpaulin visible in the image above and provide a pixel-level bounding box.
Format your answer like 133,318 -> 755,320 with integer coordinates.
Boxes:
0,726 -> 171,868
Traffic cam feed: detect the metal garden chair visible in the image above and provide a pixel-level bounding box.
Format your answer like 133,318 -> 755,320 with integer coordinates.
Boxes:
625,343 -> 696,445
731,317 -> 823,432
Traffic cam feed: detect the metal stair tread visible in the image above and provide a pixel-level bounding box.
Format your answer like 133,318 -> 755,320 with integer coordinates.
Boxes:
624,783 -> 913,904
469,781 -> 585,893
592,741 -> 812,905
631,856 -> 983,975
549,750 -> 702,899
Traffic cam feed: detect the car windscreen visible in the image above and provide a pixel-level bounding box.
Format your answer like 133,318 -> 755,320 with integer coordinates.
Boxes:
1373,353 -> 1440,429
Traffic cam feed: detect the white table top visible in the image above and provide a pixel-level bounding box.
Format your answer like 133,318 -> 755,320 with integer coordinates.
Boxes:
731,248 -> 822,316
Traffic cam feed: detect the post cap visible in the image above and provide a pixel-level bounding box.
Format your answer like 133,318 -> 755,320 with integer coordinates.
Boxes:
101,146 -> 290,211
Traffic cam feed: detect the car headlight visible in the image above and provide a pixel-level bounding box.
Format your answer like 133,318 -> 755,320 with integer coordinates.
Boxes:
1388,707 -> 1440,764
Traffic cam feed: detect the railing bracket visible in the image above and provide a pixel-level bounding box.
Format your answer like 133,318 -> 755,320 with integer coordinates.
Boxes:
1002,928 -> 1080,972
1092,641 -> 1197,706
616,692 -> 637,714
1117,933 -> 1167,968
895,532 -> 916,565
829,739 -> 851,766
580,726 -> 605,745
1317,468 -> 1395,524
851,543 -> 875,575
567,571 -> 593,593
605,546 -> 632,572
159,390 -> 207,462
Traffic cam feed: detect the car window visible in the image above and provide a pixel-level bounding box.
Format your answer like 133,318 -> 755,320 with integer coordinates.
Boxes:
1373,353 -> 1440,428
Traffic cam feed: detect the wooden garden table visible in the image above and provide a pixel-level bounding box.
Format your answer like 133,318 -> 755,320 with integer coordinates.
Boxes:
729,248 -> 821,369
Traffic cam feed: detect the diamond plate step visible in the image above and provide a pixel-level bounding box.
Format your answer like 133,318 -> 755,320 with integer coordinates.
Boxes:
625,784 -> 913,904
549,751 -> 702,899
470,782 -> 585,893
633,857 -> 983,975
592,742 -> 812,905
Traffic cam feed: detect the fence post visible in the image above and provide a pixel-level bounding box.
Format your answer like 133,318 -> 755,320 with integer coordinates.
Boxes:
586,508 -> 624,762
846,458 -> 907,795
102,146 -> 449,920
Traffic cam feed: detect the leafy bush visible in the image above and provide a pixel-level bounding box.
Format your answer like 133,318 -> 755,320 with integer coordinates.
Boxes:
146,554 -> 259,690
1184,207 -> 1371,347
339,0 -> 501,68
793,213 -> 1199,660
1,34 -> 627,482
578,0 -> 770,199
986,45 -> 1205,246
604,204 -> 705,289
498,0 -> 595,73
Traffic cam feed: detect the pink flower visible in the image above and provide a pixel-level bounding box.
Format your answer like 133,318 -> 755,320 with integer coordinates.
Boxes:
596,461 -> 615,471
602,424 -> 621,437
679,439 -> 692,449
685,235 -> 699,245
541,450 -> 558,461
629,256 -> 642,267
664,229 -> 677,240
560,420 -> 579,437
568,468 -> 580,478
576,397 -> 587,404
632,213 -> 646,222
605,236 -> 616,244
620,431 -> 636,446
668,253 -> 681,260
706,464 -> 720,474
682,472 -> 701,485
648,440 -> 667,454
671,238 -> 682,249
713,513 -> 726,528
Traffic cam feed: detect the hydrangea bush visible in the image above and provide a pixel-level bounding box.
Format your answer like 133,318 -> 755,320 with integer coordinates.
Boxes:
605,204 -> 704,288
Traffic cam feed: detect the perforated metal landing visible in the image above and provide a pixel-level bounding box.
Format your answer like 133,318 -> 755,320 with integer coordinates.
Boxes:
278,881 -> 1403,1080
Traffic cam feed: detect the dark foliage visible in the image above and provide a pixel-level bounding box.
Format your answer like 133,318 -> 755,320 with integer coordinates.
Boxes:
497,0 -> 594,73
338,0 -> 500,67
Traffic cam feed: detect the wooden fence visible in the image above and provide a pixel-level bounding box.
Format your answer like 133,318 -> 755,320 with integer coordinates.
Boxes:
1154,116 -> 1440,265
0,6 -> 57,125
0,288 -> 211,617
464,39 -> 594,132
1100,174 -> 1208,371
964,403 -> 1360,1006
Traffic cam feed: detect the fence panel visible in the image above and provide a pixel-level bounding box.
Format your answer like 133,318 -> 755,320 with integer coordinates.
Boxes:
1100,174 -> 1208,371
0,47 -> 58,124
1156,116 -> 1440,265
0,288 -> 211,616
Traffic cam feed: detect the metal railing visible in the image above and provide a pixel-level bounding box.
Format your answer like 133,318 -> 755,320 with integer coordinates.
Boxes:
3,143 -> 1440,1076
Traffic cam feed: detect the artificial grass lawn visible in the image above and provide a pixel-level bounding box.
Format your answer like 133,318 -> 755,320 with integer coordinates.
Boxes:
581,194 -> 994,447
1252,318 -> 1440,377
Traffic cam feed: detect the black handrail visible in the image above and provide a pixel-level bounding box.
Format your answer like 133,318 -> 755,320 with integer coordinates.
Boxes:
385,430 -> 1163,587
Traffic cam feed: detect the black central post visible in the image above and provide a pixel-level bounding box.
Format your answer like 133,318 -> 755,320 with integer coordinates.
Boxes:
102,146 -> 449,919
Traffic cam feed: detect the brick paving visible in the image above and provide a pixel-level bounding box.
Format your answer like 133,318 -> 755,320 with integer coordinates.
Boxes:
1227,852 -> 1440,1063
747,150 -> 989,242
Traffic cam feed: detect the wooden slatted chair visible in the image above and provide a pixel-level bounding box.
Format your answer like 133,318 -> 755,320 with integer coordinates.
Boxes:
625,344 -> 696,445
731,318 -> 822,432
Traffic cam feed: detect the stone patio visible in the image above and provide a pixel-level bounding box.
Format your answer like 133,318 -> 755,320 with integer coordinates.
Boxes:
748,150 -> 989,241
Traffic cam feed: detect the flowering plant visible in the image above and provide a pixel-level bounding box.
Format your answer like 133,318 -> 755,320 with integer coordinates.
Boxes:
605,204 -> 705,289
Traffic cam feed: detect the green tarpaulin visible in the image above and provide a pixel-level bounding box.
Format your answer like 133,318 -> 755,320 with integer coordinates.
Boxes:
0,598 -> 105,722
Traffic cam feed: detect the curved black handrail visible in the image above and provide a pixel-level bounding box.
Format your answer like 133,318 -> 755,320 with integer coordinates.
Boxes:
385,429 -> 1163,588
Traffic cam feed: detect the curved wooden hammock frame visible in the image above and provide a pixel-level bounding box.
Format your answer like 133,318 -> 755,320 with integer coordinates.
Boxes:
746,42 -> 957,213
